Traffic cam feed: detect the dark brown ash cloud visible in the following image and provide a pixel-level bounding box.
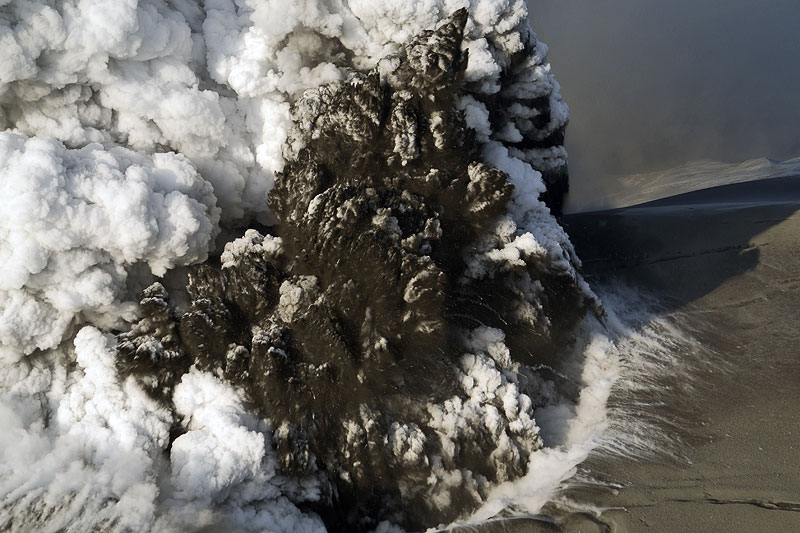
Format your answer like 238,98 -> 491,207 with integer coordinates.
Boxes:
116,11 -> 591,531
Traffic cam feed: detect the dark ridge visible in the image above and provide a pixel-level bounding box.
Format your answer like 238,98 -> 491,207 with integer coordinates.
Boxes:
116,10 -> 586,531
633,175 -> 800,208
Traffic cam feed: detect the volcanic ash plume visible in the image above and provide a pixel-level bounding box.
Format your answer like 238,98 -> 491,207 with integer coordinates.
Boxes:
0,2 -> 592,532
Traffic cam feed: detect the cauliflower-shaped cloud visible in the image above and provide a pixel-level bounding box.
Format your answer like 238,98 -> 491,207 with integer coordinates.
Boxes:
0,0 -> 585,531
0,132 -> 219,362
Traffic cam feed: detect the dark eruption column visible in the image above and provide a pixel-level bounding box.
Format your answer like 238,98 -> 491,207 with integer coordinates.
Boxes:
117,10 -> 589,531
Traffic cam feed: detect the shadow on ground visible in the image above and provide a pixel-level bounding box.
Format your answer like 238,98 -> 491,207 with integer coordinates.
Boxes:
562,176 -> 800,309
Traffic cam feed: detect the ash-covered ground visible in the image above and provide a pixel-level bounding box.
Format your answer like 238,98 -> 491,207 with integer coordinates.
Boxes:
0,2 -> 604,532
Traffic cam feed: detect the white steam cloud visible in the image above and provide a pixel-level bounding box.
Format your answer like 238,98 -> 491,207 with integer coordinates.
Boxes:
0,132 -> 219,363
0,327 -> 324,532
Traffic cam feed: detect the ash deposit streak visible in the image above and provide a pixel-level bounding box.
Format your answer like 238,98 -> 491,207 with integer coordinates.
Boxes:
0,1 -> 689,532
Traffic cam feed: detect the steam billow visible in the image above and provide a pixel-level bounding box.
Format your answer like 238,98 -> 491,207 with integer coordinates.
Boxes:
0,2 -> 592,532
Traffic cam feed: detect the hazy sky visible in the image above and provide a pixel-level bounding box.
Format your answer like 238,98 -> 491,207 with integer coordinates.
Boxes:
528,0 -> 800,205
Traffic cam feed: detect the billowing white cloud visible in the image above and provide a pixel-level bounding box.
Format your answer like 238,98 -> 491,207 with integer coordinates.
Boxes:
165,370 -> 325,532
0,132 -> 219,363
0,327 -> 171,532
0,328 -> 324,533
